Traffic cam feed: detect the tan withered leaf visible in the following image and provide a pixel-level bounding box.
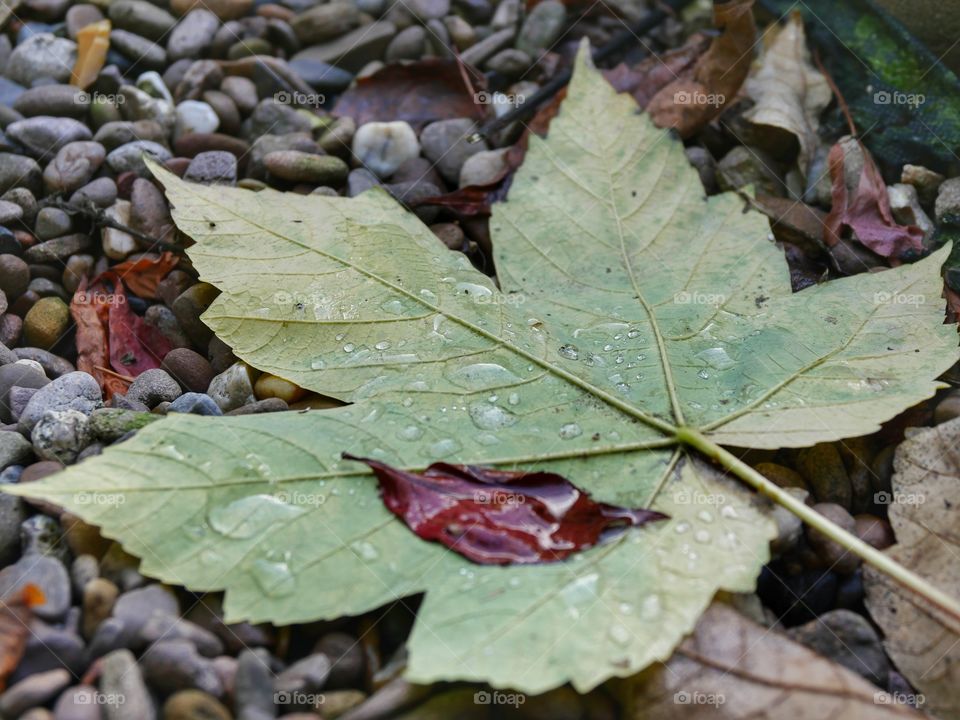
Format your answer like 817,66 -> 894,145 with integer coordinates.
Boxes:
627,602 -> 923,719
865,417 -> 960,720
743,12 -> 832,175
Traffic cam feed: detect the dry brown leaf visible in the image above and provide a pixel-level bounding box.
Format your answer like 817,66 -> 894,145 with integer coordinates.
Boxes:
865,418 -> 960,720
645,0 -> 756,138
743,12 -> 832,175
627,603 -> 922,719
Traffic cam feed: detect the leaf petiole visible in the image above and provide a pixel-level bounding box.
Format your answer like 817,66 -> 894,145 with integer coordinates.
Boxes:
675,426 -> 960,627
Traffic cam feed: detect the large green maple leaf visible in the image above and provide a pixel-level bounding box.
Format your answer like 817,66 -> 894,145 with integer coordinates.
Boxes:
8,44 -> 957,693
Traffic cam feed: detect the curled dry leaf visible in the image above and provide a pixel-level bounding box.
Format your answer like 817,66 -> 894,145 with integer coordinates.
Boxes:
824,139 -> 924,259
71,265 -> 175,397
628,602 -> 924,719
106,251 -> 179,300
603,33 -> 710,109
645,0 -> 756,138
865,417 -> 960,720
743,12 -> 832,175
0,584 -> 45,691
333,59 -> 485,129
344,454 -> 667,564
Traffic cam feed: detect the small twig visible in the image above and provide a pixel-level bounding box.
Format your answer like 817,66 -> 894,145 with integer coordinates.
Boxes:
814,48 -> 857,137
94,365 -> 136,382
469,0 -> 694,143
47,198 -> 187,255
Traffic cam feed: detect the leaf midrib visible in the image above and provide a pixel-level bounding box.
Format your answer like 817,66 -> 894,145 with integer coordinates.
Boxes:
184,183 -> 681,438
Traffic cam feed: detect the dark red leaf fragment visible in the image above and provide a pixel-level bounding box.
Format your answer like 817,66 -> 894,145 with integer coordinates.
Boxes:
344,454 -> 668,565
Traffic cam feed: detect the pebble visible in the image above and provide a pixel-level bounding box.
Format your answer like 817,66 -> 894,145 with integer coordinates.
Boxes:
275,652 -> 330,696
485,48 -> 531,77
0,362 -> 49,423
82,577 -> 119,639
100,649 -> 157,720
7,117 -> 93,162
420,118 -> 488,184
167,9 -> 220,62
717,145 -> 784,197
23,296 -> 69,349
183,150 -> 238,185
162,348 -> 215,392
253,373 -> 304,404
15,371 -> 102,434
167,392 -> 223,416
94,120 -> 168,152
13,84 -> 89,118
0,669 -> 71,718
66,4 -> 104,38
5,34 -> 77,86
32,408 -> 94,463
130,178 -> 174,241
89,407 -> 158,442
854,514 -> 895,549
787,609 -> 889,685
385,25 -> 426,61
139,613 -> 224,656
901,163 -> 944,205
110,29 -> 168,69
172,282 -> 219,347
935,176 -> 960,223
314,632 -> 364,687
226,397 -> 288,415
220,76 -> 259,116
71,552 -> 98,591
291,20 -> 396,74
70,177 -> 118,208
34,207 -> 73,240
175,100 -> 221,138
235,648 -> 276,720
460,27 -> 513,66
162,690 -> 232,720
516,0 -> 566,56
207,363 -> 255,412
0,200 -> 23,225
351,121 -> 420,179
43,141 -> 106,194
288,58 -> 353,93
171,0 -> 253,21
245,99 -> 312,139
54,685 -> 105,720
0,489 -> 26,565
264,150 -> 348,185
102,200 -> 136,259
291,2 -> 361,44
458,147 -> 509,187
806,502 -> 860,574
247,132 -> 318,179
0,255 -> 30,300
141,639 -> 223,696
0,154 -> 42,195
202,90 -> 241,136
0,554 -> 71,621
25,233 -> 90,263
15,348 -> 74,378
318,116 -> 355,157
0,428 -> 34,467
431,222 -> 464,250
126,368 -> 182,408
109,0 -> 177,41
795,443 -> 852,509
106,140 -> 173,176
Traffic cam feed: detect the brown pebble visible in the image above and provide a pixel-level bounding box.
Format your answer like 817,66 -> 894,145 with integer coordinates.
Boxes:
854,514 -> 895,550
82,577 -> 119,640
430,222 -> 465,251
23,296 -> 70,349
806,502 -> 860,574
754,462 -> 808,491
162,348 -> 215,392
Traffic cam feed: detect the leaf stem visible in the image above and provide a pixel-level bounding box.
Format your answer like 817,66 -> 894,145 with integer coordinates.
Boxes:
676,426 -> 960,625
